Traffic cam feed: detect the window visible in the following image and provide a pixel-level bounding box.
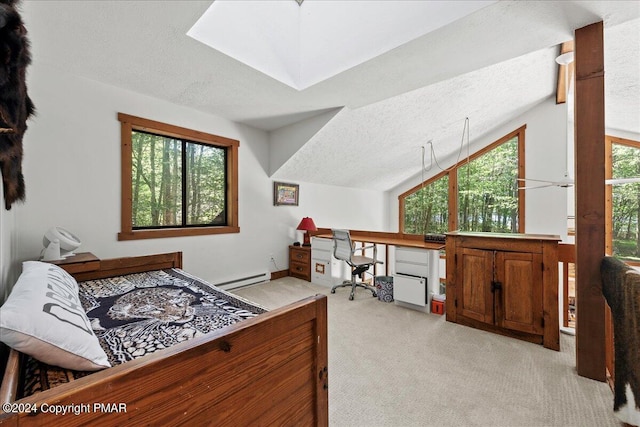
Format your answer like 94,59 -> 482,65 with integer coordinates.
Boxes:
118,113 -> 239,240
458,136 -> 520,232
402,173 -> 449,234
606,136 -> 640,263
400,126 -> 525,234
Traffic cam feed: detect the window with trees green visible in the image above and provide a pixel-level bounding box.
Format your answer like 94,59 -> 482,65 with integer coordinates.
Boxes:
118,113 -> 239,240
607,136 -> 639,263
400,127 -> 524,235
458,137 -> 519,232
403,174 -> 448,234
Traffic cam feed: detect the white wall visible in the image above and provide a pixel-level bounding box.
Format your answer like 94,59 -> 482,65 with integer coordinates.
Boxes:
9,62 -> 386,289
522,97 -> 569,239
387,97 -> 569,239
0,189 -> 16,304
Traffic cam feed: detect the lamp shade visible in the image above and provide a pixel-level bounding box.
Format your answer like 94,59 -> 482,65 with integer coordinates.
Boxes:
296,217 -> 317,246
296,217 -> 317,231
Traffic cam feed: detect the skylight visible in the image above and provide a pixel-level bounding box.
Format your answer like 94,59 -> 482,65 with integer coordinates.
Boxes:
187,0 -> 495,91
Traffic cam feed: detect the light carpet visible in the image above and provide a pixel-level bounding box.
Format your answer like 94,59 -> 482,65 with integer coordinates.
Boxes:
232,277 -> 619,427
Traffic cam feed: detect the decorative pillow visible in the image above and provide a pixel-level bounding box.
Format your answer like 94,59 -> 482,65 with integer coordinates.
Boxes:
0,261 -> 110,371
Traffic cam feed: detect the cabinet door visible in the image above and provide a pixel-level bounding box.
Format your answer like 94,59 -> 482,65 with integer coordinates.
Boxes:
458,248 -> 493,323
495,251 -> 543,335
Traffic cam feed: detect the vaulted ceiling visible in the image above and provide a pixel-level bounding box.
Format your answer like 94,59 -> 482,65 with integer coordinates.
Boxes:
22,1 -> 640,191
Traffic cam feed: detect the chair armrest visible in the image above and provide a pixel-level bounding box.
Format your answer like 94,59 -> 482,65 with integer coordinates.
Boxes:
353,245 -> 383,264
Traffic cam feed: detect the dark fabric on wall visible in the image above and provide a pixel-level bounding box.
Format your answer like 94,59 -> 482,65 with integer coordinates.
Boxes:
601,256 -> 640,413
0,0 -> 34,210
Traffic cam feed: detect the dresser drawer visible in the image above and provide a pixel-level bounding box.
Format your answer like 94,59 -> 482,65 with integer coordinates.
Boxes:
290,248 -> 310,264
289,246 -> 311,281
290,261 -> 310,279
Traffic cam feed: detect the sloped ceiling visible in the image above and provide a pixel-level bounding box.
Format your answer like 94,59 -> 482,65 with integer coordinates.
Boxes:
21,1 -> 640,191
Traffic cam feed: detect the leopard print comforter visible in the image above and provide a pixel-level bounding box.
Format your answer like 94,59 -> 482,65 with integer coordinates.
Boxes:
21,268 -> 266,397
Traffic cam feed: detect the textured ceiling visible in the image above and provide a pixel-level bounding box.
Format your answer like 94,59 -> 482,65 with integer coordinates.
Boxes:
187,1 -> 495,90
20,1 -> 640,191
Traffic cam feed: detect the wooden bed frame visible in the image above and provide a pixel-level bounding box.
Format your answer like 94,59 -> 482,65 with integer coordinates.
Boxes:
0,252 -> 328,426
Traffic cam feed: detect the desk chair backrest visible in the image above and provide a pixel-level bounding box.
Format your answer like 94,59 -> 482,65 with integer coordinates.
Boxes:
332,229 -> 353,262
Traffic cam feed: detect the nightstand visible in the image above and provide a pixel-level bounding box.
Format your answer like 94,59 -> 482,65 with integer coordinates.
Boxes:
47,252 -> 101,275
289,245 -> 311,281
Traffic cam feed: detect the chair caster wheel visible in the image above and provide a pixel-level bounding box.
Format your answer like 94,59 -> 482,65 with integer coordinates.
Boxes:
331,289 -> 336,294
349,295 -> 354,301
372,292 -> 377,297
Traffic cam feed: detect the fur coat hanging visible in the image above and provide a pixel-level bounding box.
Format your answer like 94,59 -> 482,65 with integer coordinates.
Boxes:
0,0 -> 34,210
601,256 -> 640,426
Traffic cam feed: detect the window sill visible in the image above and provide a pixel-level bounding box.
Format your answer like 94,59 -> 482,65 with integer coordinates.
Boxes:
118,226 -> 240,241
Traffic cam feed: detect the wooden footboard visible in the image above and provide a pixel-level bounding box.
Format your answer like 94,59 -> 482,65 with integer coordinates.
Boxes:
0,252 -> 329,426
0,294 -> 328,426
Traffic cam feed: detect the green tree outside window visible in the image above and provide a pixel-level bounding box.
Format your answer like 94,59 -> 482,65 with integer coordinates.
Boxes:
404,175 -> 449,234
132,130 -> 227,229
458,137 -> 519,233
611,143 -> 640,262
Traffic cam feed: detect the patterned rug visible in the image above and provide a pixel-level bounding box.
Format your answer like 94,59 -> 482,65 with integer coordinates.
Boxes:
21,269 -> 266,397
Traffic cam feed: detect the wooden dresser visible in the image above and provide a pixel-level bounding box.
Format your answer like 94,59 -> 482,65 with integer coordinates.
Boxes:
445,232 -> 560,350
289,245 -> 311,282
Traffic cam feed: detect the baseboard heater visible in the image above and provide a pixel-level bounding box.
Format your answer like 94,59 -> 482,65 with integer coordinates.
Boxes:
215,272 -> 271,291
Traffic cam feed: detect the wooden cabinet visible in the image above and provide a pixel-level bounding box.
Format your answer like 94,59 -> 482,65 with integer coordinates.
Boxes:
446,232 -> 560,350
289,245 -> 311,281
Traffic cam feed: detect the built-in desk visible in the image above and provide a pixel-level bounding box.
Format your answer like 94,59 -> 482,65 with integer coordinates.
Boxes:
312,229 -> 442,310
313,229 -> 444,251
313,229 -> 443,277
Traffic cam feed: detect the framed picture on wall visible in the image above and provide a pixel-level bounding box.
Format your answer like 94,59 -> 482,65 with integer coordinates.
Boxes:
273,181 -> 299,206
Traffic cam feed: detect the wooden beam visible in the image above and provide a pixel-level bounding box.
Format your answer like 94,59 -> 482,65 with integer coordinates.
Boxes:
574,21 -> 606,381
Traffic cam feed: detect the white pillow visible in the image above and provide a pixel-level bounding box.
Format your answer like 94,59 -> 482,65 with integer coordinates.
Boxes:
0,261 -> 110,371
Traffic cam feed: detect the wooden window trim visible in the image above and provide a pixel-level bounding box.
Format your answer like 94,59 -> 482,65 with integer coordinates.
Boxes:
398,125 -> 526,233
117,113 -> 240,241
605,134 -> 640,265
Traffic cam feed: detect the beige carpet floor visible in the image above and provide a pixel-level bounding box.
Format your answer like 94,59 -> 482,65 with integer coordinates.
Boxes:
232,277 -> 620,427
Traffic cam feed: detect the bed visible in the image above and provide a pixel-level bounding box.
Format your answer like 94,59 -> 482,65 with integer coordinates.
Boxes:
0,252 -> 329,426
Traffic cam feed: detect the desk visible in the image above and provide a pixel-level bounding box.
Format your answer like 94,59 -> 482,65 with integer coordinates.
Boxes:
312,229 -> 444,277
313,229 -> 444,250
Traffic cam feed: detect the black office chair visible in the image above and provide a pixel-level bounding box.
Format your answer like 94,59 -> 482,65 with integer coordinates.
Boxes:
331,229 -> 380,300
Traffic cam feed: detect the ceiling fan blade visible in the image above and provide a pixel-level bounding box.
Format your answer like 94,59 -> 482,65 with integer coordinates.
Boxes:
517,177 -> 555,183
518,177 -> 574,186
519,177 -> 638,189
606,177 -> 640,185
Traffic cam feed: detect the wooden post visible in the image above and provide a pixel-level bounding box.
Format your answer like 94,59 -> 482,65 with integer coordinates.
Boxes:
574,21 -> 606,381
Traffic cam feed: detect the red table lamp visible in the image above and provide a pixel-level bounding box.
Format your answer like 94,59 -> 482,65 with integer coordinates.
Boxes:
296,217 -> 317,246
